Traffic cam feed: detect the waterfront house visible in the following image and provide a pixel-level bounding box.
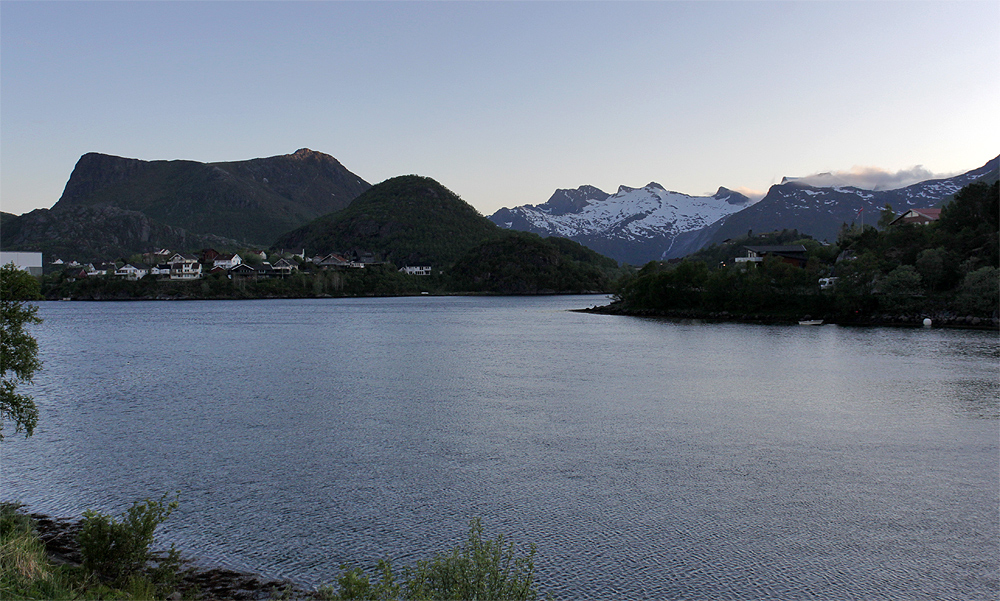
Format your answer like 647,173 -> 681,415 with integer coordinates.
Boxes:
88,262 -> 117,277
149,264 -> 171,278
168,254 -> 202,280
317,253 -> 351,269
272,258 -> 298,276
214,253 -> 243,270
115,263 -> 150,281
228,263 -> 258,279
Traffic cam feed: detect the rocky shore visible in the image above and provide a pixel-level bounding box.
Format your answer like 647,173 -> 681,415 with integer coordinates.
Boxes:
25,509 -> 312,600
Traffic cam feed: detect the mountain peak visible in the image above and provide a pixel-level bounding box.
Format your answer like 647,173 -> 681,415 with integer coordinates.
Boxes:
713,187 -> 752,205
288,148 -> 338,163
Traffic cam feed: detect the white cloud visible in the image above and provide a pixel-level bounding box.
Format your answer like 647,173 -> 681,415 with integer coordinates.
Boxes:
730,186 -> 767,202
784,166 -> 960,191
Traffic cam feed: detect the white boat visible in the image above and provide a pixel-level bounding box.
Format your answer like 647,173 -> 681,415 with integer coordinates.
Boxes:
798,319 -> 824,326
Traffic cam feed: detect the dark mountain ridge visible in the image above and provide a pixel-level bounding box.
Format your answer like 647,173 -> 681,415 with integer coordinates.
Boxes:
0,204 -> 242,263
51,148 -> 371,245
669,155 -> 1000,259
2,149 -> 371,262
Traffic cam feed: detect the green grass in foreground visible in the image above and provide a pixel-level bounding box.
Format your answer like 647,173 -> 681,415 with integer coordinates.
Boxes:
0,501 -> 184,600
2,500 -> 547,601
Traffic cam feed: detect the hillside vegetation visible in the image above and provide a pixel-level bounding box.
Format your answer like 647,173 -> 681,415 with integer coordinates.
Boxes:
274,175 -> 502,267
272,175 -> 625,294
607,181 -> 999,325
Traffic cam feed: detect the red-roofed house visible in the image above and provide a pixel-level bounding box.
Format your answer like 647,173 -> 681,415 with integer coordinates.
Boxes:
889,208 -> 942,226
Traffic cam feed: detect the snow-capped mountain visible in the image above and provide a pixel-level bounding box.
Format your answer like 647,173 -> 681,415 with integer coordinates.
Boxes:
490,155 -> 998,264
489,183 -> 753,265
670,154 -> 999,259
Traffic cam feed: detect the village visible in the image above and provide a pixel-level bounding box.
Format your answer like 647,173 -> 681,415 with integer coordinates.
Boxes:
39,248 -> 434,282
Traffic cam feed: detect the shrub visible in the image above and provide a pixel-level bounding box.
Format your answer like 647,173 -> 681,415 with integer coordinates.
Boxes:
957,266 -> 1000,316
324,518 -> 542,601
77,494 -> 183,593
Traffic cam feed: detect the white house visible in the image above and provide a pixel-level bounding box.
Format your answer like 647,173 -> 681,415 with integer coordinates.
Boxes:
0,251 -> 43,276
168,253 -> 202,280
115,263 -> 150,281
88,262 -> 117,277
399,266 -> 432,276
213,253 -> 242,270
149,264 -> 171,278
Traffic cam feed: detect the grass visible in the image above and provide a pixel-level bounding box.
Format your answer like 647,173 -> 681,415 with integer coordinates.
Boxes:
0,502 -> 185,600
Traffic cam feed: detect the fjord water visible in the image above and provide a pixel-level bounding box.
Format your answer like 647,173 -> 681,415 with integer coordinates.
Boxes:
3,296 -> 997,599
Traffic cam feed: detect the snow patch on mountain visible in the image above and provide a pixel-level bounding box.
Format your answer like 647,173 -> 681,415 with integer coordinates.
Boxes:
491,184 -> 753,244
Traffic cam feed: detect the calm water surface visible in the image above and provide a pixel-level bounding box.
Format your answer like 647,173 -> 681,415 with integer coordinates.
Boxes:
2,296 -> 997,599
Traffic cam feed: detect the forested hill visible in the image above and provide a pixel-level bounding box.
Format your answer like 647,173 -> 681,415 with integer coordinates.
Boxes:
273,175 -> 504,267
272,174 -> 625,293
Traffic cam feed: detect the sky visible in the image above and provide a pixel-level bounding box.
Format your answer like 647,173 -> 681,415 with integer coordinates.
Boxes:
2,1 -> 998,218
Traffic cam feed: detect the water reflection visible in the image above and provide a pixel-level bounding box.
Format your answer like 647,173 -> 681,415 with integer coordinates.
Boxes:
4,297 -> 998,599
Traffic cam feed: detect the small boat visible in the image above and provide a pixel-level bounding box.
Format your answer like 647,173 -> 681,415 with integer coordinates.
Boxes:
798,319 -> 824,326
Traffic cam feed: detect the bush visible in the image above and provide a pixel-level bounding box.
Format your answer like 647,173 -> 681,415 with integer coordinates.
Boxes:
324,518 -> 542,600
77,494 -> 183,593
957,266 -> 1000,316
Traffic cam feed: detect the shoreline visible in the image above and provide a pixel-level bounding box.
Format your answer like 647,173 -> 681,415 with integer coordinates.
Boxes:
15,506 -> 312,600
41,290 -> 612,302
577,303 -> 1000,330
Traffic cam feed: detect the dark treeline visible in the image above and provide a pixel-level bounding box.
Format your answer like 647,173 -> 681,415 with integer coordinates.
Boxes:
607,181 -> 999,326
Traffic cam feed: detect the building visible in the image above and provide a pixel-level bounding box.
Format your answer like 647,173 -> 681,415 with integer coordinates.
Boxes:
399,265 -> 432,276
888,208 -> 942,226
734,245 -> 809,268
0,251 -> 43,276
168,253 -> 202,280
115,263 -> 150,281
213,253 -> 243,270
272,258 -> 298,276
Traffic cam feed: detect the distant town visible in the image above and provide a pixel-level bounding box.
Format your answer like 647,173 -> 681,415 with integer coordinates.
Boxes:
1,248 -> 432,282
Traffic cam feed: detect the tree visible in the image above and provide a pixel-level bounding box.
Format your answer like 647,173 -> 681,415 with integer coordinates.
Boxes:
877,203 -> 896,229
957,266 -> 1000,315
1,263 -> 43,440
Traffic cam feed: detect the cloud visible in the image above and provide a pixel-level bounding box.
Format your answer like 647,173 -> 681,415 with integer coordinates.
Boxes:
783,165 -> 960,191
730,186 -> 768,202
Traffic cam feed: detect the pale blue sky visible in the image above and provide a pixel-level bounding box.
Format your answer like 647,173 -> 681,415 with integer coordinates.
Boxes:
2,1 -> 998,217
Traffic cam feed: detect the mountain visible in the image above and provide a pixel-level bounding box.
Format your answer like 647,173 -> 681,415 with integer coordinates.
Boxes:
1,148 -> 371,262
49,148 -> 371,245
674,155 -> 1000,258
490,184 -> 753,265
490,155 -> 999,264
273,175 -> 504,268
0,205 -> 241,263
